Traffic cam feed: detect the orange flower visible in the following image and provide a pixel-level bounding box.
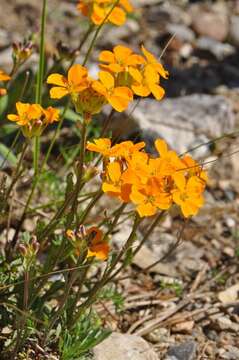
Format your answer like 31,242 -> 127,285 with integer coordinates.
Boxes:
77,0 -> 133,26
47,64 -> 89,99
93,71 -> 133,112
129,67 -> 165,100
172,175 -> 204,217
130,177 -> 172,217
141,46 -> 169,79
67,226 -> 109,260
182,155 -> 208,185
43,106 -> 60,124
7,102 -> 59,138
99,45 -> 145,73
87,226 -> 109,260
102,161 -> 131,202
47,65 -> 106,115
86,138 -> 112,156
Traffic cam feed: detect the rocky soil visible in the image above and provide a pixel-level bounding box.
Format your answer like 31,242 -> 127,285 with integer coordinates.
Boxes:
1,1 -> 239,359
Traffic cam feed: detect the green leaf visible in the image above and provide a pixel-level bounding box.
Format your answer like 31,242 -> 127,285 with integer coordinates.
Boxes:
0,124 -> 17,137
0,95 -> 8,116
0,142 -> 18,166
60,107 -> 82,123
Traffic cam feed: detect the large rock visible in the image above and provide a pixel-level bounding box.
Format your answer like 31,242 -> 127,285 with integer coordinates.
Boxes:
166,341 -> 197,360
190,4 -> 229,41
110,95 -> 235,156
93,332 -> 158,360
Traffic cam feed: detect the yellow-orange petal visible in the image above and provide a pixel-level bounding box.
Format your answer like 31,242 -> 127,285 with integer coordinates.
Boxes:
7,114 -> 19,122
107,161 -> 122,182
68,64 -> 88,85
109,6 -> 126,26
99,71 -> 115,90
50,86 -> 69,99
120,0 -> 133,13
137,203 -> 157,217
86,138 -> 111,155
107,93 -> 130,112
173,172 -> 186,191
129,67 -> 142,83
131,84 -> 150,97
154,139 -> 168,157
99,50 -> 115,64
92,80 -> 107,97
149,83 -> 165,100
141,45 -> 157,64
47,73 -> 66,86
113,45 -> 132,62
88,243 -> 109,260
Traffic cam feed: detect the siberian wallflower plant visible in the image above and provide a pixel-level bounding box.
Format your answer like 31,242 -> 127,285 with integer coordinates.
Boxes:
1,0 -> 210,356
77,0 -> 133,26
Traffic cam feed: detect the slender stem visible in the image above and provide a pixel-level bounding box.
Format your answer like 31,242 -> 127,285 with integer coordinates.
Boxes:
82,0 -> 120,66
6,142 -> 28,198
34,0 -> 47,177
35,0 -> 47,104
71,118 -> 87,216
71,213 -> 141,328
33,136 -> 40,177
78,190 -> 103,225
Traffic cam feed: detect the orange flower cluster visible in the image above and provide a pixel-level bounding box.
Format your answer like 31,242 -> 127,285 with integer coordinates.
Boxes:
87,138 -> 207,218
47,45 -> 168,114
77,0 -> 133,26
0,69 -> 10,96
7,102 -> 59,138
66,226 -> 109,260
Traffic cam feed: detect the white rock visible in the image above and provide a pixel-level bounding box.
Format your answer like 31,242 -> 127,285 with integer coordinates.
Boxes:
218,283 -> 239,303
93,332 -> 158,360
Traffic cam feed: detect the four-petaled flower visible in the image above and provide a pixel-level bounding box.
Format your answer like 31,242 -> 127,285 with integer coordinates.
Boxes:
77,0 -> 133,26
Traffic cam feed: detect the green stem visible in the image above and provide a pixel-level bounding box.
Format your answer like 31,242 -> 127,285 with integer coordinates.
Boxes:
34,0 -> 47,177
6,142 -> 28,198
33,136 -> 40,177
35,0 -> 47,104
82,0 -> 120,66
71,213 -> 141,328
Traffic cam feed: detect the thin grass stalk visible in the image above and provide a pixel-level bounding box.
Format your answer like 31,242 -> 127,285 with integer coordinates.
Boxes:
34,0 -> 47,177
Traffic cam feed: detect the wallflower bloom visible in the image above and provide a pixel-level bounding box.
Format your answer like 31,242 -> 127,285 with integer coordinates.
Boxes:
66,226 -> 109,260
77,0 -> 133,26
7,102 -> 59,138
172,175 -> 204,217
99,45 -> 145,73
141,46 -> 169,79
47,64 -> 89,100
129,67 -> 165,100
130,177 -> 172,217
92,71 -> 133,112
102,161 -> 131,202
47,64 -> 105,115
86,138 -> 112,156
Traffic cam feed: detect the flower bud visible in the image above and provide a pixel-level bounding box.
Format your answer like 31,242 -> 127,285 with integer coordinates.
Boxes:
18,244 -> 28,257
